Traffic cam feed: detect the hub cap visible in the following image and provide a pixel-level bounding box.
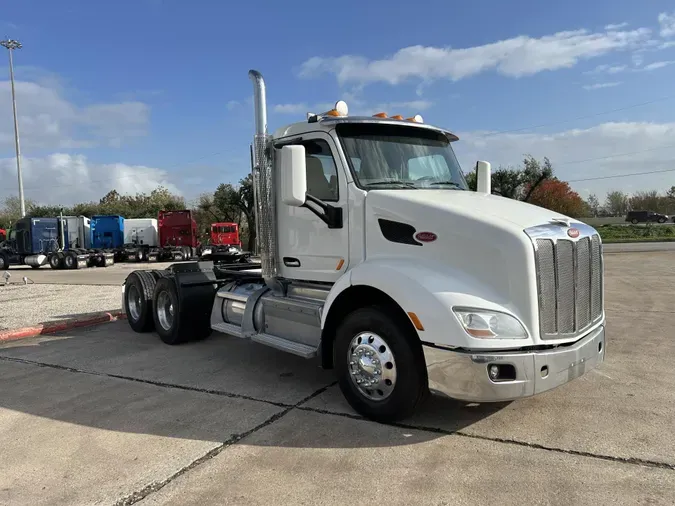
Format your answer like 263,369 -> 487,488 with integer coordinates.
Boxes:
347,332 -> 397,401
127,285 -> 142,321
156,290 -> 174,331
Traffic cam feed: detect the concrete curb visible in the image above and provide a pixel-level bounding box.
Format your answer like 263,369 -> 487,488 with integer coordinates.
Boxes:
0,311 -> 127,343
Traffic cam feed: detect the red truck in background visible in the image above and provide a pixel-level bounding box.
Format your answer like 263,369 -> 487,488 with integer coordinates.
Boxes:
199,221 -> 251,264
157,210 -> 200,261
0,229 -> 6,243
210,222 -> 241,247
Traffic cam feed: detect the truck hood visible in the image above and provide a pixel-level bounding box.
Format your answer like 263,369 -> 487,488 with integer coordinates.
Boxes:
367,189 -> 571,230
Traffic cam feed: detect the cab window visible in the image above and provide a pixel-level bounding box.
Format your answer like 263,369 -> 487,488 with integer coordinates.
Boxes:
301,139 -> 339,202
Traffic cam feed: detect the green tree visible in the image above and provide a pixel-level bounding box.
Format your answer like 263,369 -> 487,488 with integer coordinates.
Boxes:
0,196 -> 38,229
585,194 -> 601,217
604,190 -> 630,217
213,175 -> 256,250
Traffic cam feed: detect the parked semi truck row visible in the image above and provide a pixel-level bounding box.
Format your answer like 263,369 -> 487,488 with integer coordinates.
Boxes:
0,215 -> 114,270
119,210 -> 202,262
121,69 -> 606,423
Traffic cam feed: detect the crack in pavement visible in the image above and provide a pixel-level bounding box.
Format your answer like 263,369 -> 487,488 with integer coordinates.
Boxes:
112,382 -> 337,506
0,355 -> 293,408
605,308 -> 675,314
295,406 -> 675,472
2,352 -> 674,503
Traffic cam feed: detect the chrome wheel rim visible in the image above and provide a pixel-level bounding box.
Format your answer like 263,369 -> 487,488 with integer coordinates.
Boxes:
347,332 -> 397,401
127,284 -> 142,321
156,290 -> 174,331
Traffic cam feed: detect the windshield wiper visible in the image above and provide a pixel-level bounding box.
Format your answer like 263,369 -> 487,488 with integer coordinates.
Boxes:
365,180 -> 417,188
426,181 -> 463,188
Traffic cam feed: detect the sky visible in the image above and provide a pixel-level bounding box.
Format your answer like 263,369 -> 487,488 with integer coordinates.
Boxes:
1,0 -> 675,207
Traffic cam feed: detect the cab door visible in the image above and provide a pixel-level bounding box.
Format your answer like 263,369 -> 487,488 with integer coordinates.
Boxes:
276,132 -> 350,283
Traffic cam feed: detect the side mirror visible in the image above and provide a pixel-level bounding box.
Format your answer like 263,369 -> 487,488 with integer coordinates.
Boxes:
280,145 -> 307,206
476,160 -> 491,194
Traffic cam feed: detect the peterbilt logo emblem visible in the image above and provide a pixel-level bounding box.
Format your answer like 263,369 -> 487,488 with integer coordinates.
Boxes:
567,228 -> 580,238
415,231 -> 437,242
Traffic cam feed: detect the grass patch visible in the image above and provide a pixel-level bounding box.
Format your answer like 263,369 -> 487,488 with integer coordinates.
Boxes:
596,224 -> 675,243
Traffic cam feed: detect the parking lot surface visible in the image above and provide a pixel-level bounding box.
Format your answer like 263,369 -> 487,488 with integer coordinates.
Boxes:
0,251 -> 674,505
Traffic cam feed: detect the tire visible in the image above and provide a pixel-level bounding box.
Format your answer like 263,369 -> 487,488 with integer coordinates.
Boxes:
152,275 -> 212,345
151,276 -> 188,345
49,253 -> 63,269
658,217 -> 666,223
0,253 -> 8,270
631,218 -> 639,224
124,270 -> 158,333
333,306 -> 429,422
64,252 -> 78,269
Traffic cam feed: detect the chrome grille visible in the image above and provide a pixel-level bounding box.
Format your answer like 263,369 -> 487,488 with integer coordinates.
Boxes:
530,225 -> 603,340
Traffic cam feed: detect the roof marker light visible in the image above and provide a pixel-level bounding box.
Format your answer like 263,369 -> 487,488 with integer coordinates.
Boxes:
308,100 -> 349,122
406,114 -> 424,123
373,112 -> 388,118
391,114 -> 403,120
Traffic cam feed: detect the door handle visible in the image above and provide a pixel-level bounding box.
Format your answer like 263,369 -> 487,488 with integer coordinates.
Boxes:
283,257 -> 301,267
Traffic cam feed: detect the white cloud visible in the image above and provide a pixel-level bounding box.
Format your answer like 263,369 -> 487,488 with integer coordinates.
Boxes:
273,103 -> 309,114
658,40 -> 675,49
583,82 -> 621,90
658,12 -> 675,37
226,100 -> 240,110
0,79 -> 149,150
586,64 -> 627,74
368,100 -> 433,115
632,52 -> 644,66
454,121 -> 675,197
639,60 -> 675,71
299,26 -> 652,85
0,154 -> 180,205
605,22 -> 629,30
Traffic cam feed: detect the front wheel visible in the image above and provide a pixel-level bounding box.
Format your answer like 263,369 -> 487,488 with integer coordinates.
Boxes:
334,306 -> 429,422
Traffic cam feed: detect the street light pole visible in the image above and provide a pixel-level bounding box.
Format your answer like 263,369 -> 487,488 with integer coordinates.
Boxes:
1,38 -> 25,218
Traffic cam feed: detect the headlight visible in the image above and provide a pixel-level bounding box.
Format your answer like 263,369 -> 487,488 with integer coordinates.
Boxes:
202,248 -> 212,255
453,307 -> 528,339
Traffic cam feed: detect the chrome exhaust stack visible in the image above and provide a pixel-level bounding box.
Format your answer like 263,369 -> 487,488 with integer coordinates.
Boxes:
248,70 -> 278,287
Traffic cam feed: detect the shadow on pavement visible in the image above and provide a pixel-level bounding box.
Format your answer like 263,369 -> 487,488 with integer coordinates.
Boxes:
0,320 -> 509,449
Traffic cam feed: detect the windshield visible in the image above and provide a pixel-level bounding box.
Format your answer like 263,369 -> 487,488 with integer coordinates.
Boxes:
336,123 -> 468,190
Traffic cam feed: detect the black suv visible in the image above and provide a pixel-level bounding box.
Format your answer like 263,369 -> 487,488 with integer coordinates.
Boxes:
625,210 -> 669,224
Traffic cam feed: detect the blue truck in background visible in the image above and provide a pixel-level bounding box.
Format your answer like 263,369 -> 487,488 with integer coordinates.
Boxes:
90,215 -> 125,250
0,216 -> 114,270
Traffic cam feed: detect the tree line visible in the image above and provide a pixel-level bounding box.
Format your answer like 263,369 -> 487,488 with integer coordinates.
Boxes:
2,155 -> 673,248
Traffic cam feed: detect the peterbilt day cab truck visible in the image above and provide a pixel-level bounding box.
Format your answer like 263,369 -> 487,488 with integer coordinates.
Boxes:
122,69 -> 606,422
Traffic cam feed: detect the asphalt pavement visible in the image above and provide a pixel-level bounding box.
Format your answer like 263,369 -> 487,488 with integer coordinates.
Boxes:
0,251 -> 674,505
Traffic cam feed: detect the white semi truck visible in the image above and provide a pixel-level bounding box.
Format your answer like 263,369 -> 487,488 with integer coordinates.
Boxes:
122,69 -> 606,422
121,218 -> 160,262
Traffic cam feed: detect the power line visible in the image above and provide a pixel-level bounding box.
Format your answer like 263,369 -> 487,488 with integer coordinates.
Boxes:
568,167 -> 675,183
556,143 -> 675,166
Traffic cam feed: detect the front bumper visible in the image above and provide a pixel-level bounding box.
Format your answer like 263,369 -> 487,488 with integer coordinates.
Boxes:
422,324 -> 605,402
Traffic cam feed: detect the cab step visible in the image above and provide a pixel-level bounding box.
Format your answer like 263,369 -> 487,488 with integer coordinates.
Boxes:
251,333 -> 317,358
